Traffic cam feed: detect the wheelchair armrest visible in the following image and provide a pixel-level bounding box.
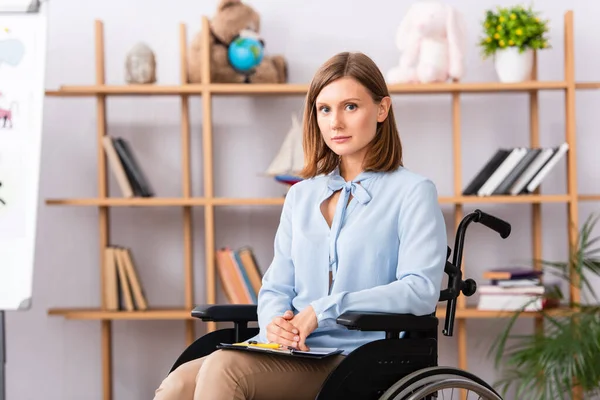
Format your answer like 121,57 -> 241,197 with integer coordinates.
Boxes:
191,304 -> 258,323
336,311 -> 437,332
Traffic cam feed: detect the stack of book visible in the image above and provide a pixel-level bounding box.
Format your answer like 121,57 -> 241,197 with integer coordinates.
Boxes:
216,246 -> 263,304
102,135 -> 154,198
463,142 -> 568,196
476,267 -> 559,312
104,246 -> 148,311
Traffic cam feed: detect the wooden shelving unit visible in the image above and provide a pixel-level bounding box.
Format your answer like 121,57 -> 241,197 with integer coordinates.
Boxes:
44,10 -> 598,400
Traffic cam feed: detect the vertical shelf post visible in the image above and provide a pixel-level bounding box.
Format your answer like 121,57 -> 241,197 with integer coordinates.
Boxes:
179,23 -> 196,346
94,19 -> 113,400
563,10 -> 582,400
529,51 -> 544,336
200,16 -> 217,333
563,11 -> 580,303
451,86 -> 467,400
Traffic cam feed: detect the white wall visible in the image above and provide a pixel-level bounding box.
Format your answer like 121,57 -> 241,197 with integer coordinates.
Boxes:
6,0 -> 600,399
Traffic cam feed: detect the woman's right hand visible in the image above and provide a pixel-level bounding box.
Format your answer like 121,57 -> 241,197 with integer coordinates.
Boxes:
266,310 -> 301,348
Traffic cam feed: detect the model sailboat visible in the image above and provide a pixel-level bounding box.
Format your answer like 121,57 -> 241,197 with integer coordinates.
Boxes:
265,113 -> 304,186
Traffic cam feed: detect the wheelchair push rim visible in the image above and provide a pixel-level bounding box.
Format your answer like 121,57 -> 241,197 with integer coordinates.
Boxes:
402,377 -> 503,400
378,366 -> 502,400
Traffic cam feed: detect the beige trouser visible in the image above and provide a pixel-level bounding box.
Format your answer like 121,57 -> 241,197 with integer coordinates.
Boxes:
153,349 -> 345,400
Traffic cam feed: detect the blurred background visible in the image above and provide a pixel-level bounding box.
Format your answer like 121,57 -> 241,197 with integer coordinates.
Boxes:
4,0 -> 600,399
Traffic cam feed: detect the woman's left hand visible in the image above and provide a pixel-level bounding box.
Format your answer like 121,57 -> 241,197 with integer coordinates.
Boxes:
290,306 -> 318,351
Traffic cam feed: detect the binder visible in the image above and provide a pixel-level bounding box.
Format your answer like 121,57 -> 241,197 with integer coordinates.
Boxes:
217,342 -> 343,359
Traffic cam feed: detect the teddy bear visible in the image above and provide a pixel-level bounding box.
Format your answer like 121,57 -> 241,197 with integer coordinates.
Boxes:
386,1 -> 467,84
187,0 -> 287,84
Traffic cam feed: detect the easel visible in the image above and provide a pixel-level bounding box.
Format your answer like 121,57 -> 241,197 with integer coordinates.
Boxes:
0,1 -> 44,399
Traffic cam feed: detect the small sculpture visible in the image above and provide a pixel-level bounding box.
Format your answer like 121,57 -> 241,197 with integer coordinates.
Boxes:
125,42 -> 156,84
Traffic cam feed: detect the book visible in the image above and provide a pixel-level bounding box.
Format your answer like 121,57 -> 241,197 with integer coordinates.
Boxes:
482,267 -> 542,280
462,149 -> 511,195
103,245 -> 148,311
216,246 -> 264,305
523,142 -> 569,194
462,143 -> 568,196
491,148 -> 542,195
112,137 -> 154,197
102,136 -> 134,198
217,342 -> 343,359
477,147 -> 528,196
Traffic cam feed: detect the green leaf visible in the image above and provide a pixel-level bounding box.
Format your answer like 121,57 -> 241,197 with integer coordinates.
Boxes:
478,5 -> 551,58
489,211 -> 600,399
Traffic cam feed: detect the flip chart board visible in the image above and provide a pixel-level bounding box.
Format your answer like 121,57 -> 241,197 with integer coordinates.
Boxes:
0,2 -> 46,310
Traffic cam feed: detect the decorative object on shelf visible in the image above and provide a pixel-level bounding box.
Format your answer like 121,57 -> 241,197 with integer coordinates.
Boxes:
188,0 -> 287,84
489,212 -> 600,400
125,42 -> 156,84
479,5 -> 550,83
265,113 -> 303,186
386,0 -> 467,84
227,30 -> 264,83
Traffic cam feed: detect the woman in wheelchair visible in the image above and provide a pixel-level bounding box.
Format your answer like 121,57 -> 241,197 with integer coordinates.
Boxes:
153,51 -> 508,400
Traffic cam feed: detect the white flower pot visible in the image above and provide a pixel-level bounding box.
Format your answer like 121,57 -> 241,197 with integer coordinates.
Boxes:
494,47 -> 534,83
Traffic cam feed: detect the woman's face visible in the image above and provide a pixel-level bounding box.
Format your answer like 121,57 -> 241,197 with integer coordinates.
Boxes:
315,76 -> 390,161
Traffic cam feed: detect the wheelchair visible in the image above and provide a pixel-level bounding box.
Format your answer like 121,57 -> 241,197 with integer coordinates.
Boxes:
169,209 -> 511,400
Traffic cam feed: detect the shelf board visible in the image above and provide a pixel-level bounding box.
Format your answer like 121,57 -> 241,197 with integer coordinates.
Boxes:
45,80 -> 577,97
578,194 -> 600,201
45,197 -> 208,206
45,84 -> 205,96
575,82 -> 600,89
208,83 -> 309,95
387,80 -> 568,94
48,307 -> 194,320
212,197 -> 285,206
45,195 -> 572,207
448,306 -> 571,319
47,306 -> 570,321
445,194 -> 571,204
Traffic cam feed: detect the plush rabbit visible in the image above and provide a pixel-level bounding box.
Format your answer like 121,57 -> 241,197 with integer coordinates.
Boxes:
386,1 -> 466,84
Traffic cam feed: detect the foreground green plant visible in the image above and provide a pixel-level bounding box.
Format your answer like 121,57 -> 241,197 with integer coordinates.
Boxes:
489,212 -> 600,400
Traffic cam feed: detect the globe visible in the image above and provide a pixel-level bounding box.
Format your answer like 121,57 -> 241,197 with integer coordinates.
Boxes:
228,36 -> 264,72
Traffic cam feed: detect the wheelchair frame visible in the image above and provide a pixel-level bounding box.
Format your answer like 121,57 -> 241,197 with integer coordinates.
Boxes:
168,209 -> 511,400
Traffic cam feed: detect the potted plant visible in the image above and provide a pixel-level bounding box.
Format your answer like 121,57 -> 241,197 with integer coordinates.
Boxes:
489,212 -> 600,399
479,5 -> 551,82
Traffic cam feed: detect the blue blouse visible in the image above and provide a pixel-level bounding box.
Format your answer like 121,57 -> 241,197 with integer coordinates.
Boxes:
251,165 -> 448,355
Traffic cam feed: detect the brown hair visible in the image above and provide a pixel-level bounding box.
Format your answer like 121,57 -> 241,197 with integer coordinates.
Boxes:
299,52 -> 403,179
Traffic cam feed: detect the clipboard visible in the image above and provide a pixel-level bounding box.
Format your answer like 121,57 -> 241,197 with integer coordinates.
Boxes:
216,342 -> 343,359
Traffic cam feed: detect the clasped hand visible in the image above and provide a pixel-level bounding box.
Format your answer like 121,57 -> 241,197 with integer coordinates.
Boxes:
266,306 -> 317,351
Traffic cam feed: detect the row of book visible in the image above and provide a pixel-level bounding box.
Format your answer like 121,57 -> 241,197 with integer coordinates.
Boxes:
463,142 -> 569,196
103,135 -> 154,198
103,246 -> 148,311
476,267 -> 559,312
216,246 -> 263,304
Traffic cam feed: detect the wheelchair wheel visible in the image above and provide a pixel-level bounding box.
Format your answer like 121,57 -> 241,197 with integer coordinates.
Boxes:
378,366 -> 502,400
402,377 -> 502,400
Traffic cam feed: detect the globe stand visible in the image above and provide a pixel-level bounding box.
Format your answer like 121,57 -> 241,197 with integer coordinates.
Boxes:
232,67 -> 256,84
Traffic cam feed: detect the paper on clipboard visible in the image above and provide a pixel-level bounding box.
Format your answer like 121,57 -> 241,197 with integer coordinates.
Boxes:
217,342 -> 343,359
